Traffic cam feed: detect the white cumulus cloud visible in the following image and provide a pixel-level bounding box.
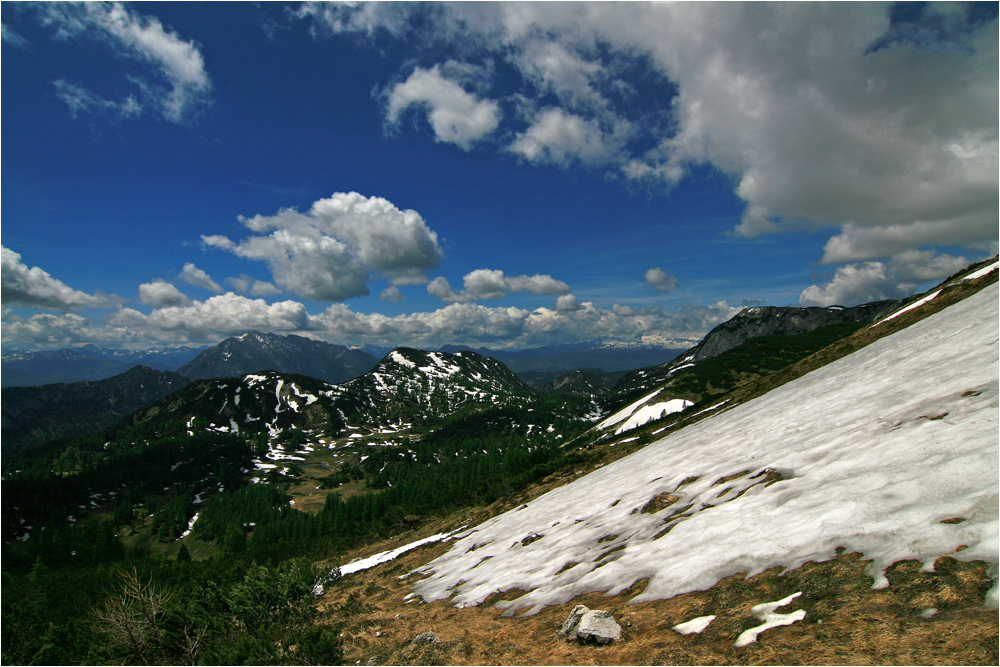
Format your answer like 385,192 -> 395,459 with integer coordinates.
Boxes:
225,274 -> 281,297
299,2 -> 998,264
386,66 -> 500,150
510,108 -> 624,167
203,192 -> 444,302
428,269 -> 570,304
645,267 -> 679,294
798,250 -> 970,307
138,279 -> 191,308
179,262 -> 222,293
107,293 -> 312,344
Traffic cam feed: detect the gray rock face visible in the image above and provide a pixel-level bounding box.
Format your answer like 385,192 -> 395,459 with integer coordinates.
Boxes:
558,605 -> 622,644
684,301 -> 900,365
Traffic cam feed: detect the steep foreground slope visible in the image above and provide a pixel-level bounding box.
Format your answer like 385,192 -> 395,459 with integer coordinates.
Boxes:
411,282 -> 998,614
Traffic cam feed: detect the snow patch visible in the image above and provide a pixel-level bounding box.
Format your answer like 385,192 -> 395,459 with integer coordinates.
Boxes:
734,592 -> 806,647
672,615 -> 716,635
597,389 -> 662,431
338,527 -> 467,577
178,512 -> 200,540
875,290 -> 941,326
390,351 -> 417,368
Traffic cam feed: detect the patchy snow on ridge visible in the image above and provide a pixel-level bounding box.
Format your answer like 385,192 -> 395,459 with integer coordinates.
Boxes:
875,290 -> 942,326
596,389 -> 662,430
338,527 -> 468,576
411,284 -> 999,616
615,398 -> 693,435
955,259 -> 999,284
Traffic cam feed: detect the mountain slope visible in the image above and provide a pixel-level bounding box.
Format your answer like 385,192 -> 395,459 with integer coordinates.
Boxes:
409,281 -> 998,614
177,331 -> 377,383
1,366 -> 192,456
536,369 -> 621,397
124,348 -> 537,442
609,300 -> 899,405
341,348 -> 534,421
678,300 -> 899,366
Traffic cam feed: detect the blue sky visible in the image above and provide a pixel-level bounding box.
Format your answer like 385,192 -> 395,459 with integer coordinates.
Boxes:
2,2 -> 997,351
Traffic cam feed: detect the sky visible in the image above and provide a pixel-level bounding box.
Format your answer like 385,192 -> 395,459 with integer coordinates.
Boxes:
1,1 -> 997,352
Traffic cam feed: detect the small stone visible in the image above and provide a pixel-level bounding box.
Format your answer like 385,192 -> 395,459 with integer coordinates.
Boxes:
411,631 -> 442,645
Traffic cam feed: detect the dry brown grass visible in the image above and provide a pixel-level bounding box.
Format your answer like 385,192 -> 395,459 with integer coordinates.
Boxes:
312,528 -> 997,666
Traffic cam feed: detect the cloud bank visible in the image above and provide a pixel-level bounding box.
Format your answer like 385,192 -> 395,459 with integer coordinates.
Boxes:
428,269 -> 571,304
1,253 -> 736,351
798,249 -> 971,307
1,246 -> 114,311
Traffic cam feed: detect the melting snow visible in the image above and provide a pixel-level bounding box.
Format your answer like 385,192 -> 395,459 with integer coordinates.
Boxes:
391,351 -> 417,368
876,290 -> 942,326
338,527 -> 467,576
955,259 -> 999,284
596,389 -> 662,431
733,592 -> 806,647
178,512 -> 200,540
672,615 -> 716,635
410,284 -> 1000,615
614,399 -> 693,435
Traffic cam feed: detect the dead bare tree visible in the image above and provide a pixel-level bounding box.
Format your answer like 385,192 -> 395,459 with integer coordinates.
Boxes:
90,565 -> 172,665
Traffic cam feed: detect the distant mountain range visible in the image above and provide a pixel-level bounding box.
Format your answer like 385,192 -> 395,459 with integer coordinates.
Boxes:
1,344 -> 205,387
438,342 -> 687,374
176,331 -> 378,383
1,366 -> 192,456
0,300 -> 906,455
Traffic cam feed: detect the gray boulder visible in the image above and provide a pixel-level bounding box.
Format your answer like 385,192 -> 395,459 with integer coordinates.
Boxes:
558,605 -> 590,638
558,605 -> 622,644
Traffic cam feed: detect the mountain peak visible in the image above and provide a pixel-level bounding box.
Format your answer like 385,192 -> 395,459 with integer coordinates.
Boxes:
178,332 -> 377,383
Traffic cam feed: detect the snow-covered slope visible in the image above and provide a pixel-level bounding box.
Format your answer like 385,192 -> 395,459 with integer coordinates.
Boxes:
411,282 -> 999,615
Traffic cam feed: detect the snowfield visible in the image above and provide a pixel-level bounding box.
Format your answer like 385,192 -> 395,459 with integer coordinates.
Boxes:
411,283 -> 999,615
